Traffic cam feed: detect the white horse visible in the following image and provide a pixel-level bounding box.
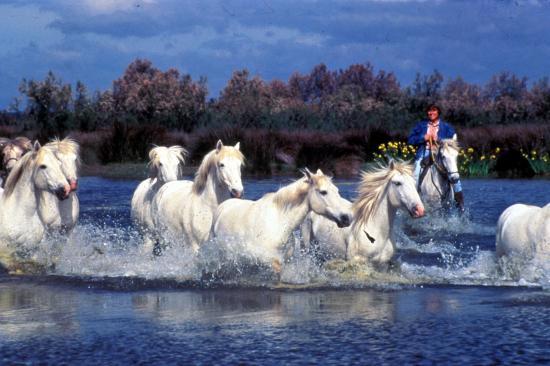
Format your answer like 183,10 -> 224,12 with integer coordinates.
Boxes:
212,168 -> 352,273
496,203 -> 550,259
152,140 -> 244,253
0,141 -> 71,270
418,138 -> 460,209
302,160 -> 424,268
131,145 -> 187,251
41,138 -> 81,235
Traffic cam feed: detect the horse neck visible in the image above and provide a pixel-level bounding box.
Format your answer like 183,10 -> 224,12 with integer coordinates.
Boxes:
199,166 -> 230,210
422,166 -> 448,199
151,177 -> 164,192
5,166 -> 37,210
354,188 -> 395,244
271,180 -> 310,230
37,190 -> 69,226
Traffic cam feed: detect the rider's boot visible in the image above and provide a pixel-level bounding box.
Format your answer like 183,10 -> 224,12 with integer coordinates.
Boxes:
454,191 -> 465,214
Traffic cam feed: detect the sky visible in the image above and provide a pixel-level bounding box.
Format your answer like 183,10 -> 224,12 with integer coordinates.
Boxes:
1,0 -> 550,108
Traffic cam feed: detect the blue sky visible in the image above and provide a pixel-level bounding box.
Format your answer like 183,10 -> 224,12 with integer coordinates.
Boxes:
1,0 -> 550,108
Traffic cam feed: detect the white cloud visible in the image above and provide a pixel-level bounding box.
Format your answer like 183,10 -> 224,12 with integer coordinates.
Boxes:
82,0 -> 157,15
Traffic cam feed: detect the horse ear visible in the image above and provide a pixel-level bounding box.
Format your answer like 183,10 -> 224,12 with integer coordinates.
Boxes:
234,142 -> 240,150
300,168 -> 313,182
316,168 -> 324,176
216,140 -> 223,153
452,133 -> 457,141
389,159 -> 395,170
33,140 -> 41,151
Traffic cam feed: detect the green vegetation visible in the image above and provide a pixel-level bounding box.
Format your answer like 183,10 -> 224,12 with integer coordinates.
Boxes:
1,59 -> 549,177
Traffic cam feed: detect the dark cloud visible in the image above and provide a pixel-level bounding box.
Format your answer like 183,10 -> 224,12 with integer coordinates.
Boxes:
1,0 -> 550,107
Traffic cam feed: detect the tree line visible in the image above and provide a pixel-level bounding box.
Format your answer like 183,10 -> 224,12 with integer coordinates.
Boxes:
2,58 -> 550,140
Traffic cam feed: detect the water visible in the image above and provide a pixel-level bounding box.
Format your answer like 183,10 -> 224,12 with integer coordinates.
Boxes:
1,177 -> 549,364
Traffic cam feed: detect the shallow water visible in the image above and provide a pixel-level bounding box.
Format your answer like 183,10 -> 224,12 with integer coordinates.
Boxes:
1,177 -> 549,364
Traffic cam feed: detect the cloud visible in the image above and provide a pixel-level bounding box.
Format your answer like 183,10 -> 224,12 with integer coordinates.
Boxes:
82,0 -> 157,15
1,0 -> 550,107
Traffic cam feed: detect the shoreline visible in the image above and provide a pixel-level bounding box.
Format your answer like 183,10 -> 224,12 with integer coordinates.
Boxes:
80,163 -> 550,180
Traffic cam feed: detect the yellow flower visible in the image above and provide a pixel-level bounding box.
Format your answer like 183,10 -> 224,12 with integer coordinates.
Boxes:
490,155 -> 496,160
467,147 -> 474,153
495,147 -> 500,154
480,155 -> 486,161
531,150 -> 537,155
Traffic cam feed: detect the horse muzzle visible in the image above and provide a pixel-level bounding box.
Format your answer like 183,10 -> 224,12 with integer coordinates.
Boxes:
448,173 -> 460,184
230,188 -> 243,199
55,185 -> 71,201
410,204 -> 425,218
69,179 -> 78,192
336,213 -> 352,228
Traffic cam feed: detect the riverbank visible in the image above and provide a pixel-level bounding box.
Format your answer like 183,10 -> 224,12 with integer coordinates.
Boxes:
80,162 -> 550,180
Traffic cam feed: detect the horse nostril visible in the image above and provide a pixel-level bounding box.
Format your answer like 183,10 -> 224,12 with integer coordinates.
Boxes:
230,189 -> 243,198
414,204 -> 425,217
68,179 -> 78,191
340,214 -> 351,226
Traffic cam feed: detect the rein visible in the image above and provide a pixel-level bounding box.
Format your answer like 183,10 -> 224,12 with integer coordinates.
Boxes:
427,138 -> 454,202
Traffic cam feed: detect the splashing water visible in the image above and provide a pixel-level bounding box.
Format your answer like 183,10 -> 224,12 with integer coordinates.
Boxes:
3,177 -> 549,291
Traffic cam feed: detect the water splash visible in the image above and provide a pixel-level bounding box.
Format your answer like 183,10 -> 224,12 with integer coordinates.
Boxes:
4,212 -> 548,290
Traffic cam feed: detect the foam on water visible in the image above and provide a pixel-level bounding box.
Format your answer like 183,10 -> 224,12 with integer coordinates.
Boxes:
5,203 -> 548,290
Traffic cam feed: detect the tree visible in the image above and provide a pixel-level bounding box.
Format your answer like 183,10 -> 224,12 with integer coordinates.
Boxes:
483,72 -> 530,123
19,71 -> 73,138
112,58 -> 207,130
216,69 -> 274,128
442,77 -> 485,126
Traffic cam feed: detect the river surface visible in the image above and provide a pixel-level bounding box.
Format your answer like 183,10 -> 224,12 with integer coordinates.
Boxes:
1,177 -> 549,364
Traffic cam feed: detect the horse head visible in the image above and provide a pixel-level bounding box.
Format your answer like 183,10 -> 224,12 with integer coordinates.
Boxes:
213,140 -> 244,198
386,160 -> 425,218
303,168 -> 352,228
437,138 -> 460,184
149,145 -> 187,184
31,141 -> 71,200
45,138 -> 80,192
1,137 -> 32,172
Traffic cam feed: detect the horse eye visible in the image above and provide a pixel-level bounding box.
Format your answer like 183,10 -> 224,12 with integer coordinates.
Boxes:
219,163 -> 225,168
39,164 -> 47,170
393,181 -> 402,186
320,190 -> 328,196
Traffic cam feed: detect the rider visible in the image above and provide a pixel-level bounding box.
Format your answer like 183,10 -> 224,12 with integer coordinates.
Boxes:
408,104 -> 465,212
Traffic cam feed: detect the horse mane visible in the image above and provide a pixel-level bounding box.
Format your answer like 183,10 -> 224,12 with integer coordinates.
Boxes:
271,178 -> 310,210
45,137 -> 80,159
3,149 -> 37,197
12,136 -> 32,151
352,160 -> 413,228
148,145 -> 188,178
271,173 -> 331,210
440,138 -> 460,152
192,146 -> 244,194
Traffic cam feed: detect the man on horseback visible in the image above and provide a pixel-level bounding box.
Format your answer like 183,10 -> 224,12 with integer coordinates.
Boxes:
408,104 -> 465,213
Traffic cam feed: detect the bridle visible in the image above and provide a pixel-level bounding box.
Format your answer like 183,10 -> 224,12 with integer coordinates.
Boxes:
428,138 -> 458,202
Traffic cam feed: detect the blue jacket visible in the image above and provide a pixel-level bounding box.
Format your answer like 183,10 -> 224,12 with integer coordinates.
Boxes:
408,120 -> 456,159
